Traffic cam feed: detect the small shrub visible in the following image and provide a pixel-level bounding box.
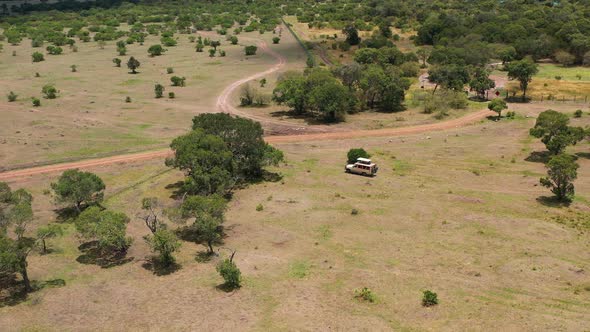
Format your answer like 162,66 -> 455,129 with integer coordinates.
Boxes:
555,75 -> 562,80
166,67 -> 174,74
245,45 -> 257,56
576,74 -> 582,80
256,204 -> 263,211
72,46 -> 78,52
354,287 -> 376,303
154,83 -> 164,98
32,97 -> 41,106
272,37 -> 280,44
32,51 -> 44,62
196,43 -> 204,52
208,48 -> 216,57
574,109 -> 583,118
113,58 -> 121,67
351,208 -> 359,215
168,92 -> 175,99
125,96 -> 131,103
7,91 -> 17,102
170,76 -> 186,87
35,72 -> 40,77
219,50 -> 226,57
216,258 -> 241,289
70,65 -> 77,72
260,78 -> 267,87
42,84 -> 57,99
12,50 -> 16,56
422,290 -> 438,307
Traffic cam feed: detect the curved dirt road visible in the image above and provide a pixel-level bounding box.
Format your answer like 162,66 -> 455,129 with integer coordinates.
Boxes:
0,32 -> 494,181
0,109 -> 493,181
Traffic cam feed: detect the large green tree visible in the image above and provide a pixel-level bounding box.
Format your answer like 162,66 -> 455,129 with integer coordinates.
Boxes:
506,59 -> 538,101
191,113 -> 284,179
540,154 -> 579,201
166,129 -> 235,195
51,169 -> 105,212
530,110 -> 586,155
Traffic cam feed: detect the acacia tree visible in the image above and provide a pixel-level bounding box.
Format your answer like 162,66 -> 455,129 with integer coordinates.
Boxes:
127,56 -> 140,74
506,59 -> 538,101
190,113 -> 284,179
0,184 -> 35,292
36,223 -> 63,254
166,129 -> 235,195
488,98 -> 508,120
540,154 -> 579,201
75,206 -> 131,252
139,197 -> 163,234
51,169 -> 105,213
530,110 -> 586,154
145,228 -> 180,266
469,67 -> 495,99
342,26 -> 360,45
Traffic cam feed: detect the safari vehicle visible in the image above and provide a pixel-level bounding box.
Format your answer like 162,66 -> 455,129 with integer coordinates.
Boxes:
345,158 -> 378,176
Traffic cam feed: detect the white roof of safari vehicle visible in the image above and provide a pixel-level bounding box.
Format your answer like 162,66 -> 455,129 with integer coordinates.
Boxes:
355,158 -> 376,166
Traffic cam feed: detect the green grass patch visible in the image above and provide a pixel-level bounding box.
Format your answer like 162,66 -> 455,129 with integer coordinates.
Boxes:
289,260 -> 311,278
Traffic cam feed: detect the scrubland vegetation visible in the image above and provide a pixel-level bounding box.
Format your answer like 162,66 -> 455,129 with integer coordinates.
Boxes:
1,0 -> 590,330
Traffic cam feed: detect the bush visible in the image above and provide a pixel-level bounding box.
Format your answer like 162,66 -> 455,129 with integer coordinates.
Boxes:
70,65 -> 77,72
113,58 -> 121,67
230,36 -> 238,45
155,84 -> 164,98
219,50 -> 226,57
46,45 -> 63,55
32,52 -> 44,62
170,76 -> 186,87
42,84 -> 57,99
351,208 -> 359,215
32,97 -> 41,106
7,91 -> 17,102
208,48 -> 216,57
347,148 -> 370,164
168,92 -> 175,99
166,67 -> 174,74
125,96 -> 131,103
422,290 -> 438,306
216,258 -> 241,289
148,44 -> 166,56
195,43 -> 204,52
245,45 -> 258,56
145,229 -> 181,267
256,204 -> 263,211
354,287 -> 376,303
574,109 -> 583,118
272,37 -> 280,44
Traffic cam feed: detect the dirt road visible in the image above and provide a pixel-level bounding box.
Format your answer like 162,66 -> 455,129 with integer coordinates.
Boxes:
0,30 -> 494,181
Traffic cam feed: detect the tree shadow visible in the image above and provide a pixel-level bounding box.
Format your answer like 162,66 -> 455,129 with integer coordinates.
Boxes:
215,283 -> 240,293
536,196 -> 571,208
141,257 -> 181,276
165,181 -> 185,200
53,206 -> 80,223
575,152 -> 590,160
0,274 -> 65,307
195,250 -> 215,263
505,96 -> 531,103
269,110 -> 340,126
76,241 -> 133,268
525,151 -> 552,163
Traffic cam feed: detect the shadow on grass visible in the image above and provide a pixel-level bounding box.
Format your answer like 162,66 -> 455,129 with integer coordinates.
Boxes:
195,250 -> 215,263
53,206 -> 80,223
525,151 -> 552,163
141,257 -> 181,276
0,274 -> 65,307
215,283 -> 240,293
76,241 -> 133,268
165,181 -> 185,200
536,195 -> 571,208
575,152 -> 590,160
269,110 -> 343,126
505,96 -> 531,103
